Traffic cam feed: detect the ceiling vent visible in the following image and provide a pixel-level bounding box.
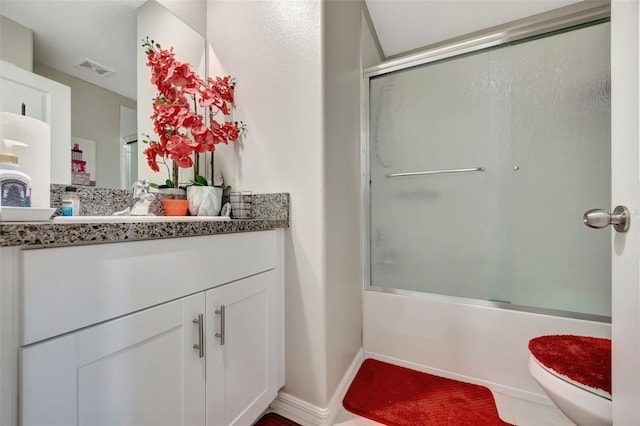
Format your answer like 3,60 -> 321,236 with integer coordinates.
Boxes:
75,58 -> 114,77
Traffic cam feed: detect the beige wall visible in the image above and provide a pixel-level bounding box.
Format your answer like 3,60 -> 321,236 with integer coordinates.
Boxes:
157,0 -> 207,39
322,0 -> 364,405
34,62 -> 136,189
208,0 -> 364,410
0,15 -> 33,72
361,10 -> 383,68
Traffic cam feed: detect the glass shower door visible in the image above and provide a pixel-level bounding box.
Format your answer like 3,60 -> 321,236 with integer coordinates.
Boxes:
368,21 -> 611,317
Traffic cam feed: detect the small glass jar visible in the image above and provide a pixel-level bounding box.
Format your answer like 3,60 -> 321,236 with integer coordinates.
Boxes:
61,186 -> 80,216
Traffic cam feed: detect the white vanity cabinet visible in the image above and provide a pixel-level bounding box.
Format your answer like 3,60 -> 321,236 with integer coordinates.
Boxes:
0,230 -> 284,426
21,293 -> 207,426
206,270 -> 279,426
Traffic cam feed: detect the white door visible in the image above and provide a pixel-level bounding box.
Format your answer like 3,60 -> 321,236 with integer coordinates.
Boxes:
20,295 -> 206,426
610,2 -> 640,424
206,271 -> 279,426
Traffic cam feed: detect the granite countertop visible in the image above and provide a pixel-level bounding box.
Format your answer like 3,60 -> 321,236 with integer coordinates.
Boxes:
1,191 -> 289,248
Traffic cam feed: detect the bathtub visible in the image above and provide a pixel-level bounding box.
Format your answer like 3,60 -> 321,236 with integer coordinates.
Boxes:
363,289 -> 611,404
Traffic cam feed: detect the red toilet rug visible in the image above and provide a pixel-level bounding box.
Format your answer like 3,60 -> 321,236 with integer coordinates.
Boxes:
529,335 -> 611,398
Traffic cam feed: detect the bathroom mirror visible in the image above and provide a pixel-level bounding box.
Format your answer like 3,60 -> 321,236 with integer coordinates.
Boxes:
0,0 -> 206,190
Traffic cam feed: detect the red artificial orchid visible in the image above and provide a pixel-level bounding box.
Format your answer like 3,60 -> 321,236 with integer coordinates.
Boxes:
142,37 -> 245,187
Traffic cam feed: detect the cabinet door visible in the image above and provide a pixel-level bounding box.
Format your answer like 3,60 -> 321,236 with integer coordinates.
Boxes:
206,270 -> 279,426
20,295 -> 206,426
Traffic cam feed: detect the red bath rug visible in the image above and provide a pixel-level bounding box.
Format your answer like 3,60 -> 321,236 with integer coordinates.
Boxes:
529,335 -> 611,397
343,359 -> 512,426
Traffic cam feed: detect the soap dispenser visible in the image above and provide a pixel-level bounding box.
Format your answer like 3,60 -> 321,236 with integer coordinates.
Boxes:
0,139 -> 32,207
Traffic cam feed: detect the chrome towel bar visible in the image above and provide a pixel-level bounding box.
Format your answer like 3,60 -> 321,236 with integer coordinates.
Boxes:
386,167 -> 485,178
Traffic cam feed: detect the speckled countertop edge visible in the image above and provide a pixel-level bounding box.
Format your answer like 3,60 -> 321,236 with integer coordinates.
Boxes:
1,191 -> 289,248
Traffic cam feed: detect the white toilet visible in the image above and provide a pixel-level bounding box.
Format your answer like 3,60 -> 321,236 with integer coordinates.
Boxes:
528,335 -> 612,426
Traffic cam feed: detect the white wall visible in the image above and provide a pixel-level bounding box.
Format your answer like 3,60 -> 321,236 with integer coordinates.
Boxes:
208,0 -> 325,407
157,0 -> 206,38
361,11 -> 382,68
0,16 -> 32,72
208,0 -> 364,411
323,0 -> 364,405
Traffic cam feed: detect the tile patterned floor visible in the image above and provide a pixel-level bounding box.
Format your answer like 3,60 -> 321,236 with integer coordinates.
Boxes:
333,391 -> 575,426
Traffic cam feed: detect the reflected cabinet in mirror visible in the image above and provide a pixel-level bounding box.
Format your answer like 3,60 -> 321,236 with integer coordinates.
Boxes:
0,0 -> 206,189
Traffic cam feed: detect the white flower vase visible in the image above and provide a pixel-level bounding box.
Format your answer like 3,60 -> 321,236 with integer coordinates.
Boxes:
187,186 -> 223,216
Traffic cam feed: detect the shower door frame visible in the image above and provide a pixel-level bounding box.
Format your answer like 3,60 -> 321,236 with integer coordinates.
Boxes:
361,1 -> 612,322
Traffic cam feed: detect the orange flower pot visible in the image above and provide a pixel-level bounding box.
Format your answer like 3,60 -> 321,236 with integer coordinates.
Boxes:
162,199 -> 189,216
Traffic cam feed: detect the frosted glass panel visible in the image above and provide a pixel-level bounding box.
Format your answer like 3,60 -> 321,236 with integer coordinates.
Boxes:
369,22 -> 611,317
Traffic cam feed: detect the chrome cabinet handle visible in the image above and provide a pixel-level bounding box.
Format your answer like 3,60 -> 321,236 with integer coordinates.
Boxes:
215,305 -> 226,345
583,205 -> 630,233
192,314 -> 204,358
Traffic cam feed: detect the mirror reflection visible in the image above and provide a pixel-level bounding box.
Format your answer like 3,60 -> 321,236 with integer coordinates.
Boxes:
0,0 -> 206,190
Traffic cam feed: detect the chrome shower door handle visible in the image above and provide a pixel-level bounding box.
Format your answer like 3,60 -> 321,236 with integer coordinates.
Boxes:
583,205 -> 630,233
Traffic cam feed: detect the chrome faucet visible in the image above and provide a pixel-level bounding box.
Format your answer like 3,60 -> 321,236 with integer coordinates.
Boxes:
112,180 -> 156,216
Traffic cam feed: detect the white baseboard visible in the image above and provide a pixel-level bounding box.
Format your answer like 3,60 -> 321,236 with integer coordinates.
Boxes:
326,348 -> 365,425
269,392 -> 329,426
270,348 -> 364,425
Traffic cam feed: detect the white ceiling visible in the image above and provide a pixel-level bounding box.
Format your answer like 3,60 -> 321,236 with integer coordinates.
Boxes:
1,0 -> 585,100
365,0 -> 583,58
